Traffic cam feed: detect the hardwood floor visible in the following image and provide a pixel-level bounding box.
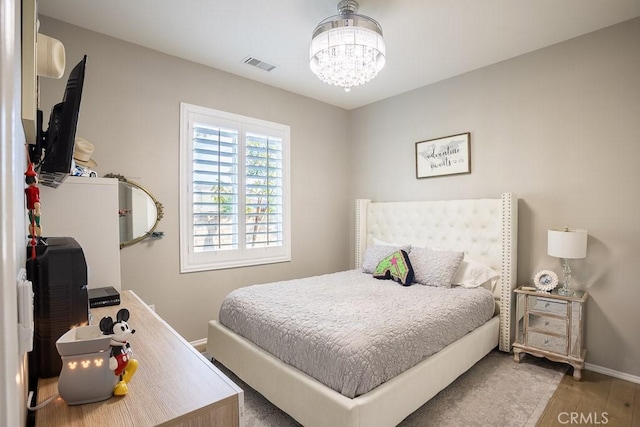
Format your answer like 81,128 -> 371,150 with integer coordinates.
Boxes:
538,369 -> 640,426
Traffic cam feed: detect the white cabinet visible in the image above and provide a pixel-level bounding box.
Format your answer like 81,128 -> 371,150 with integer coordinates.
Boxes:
39,177 -> 121,290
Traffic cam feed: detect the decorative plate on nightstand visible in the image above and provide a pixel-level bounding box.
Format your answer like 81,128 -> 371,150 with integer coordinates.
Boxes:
533,270 -> 559,292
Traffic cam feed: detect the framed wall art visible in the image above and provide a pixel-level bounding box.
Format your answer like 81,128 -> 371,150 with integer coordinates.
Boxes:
415,132 -> 470,179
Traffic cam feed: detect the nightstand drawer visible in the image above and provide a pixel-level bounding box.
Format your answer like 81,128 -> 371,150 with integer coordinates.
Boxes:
528,313 -> 567,335
528,296 -> 566,316
527,331 -> 567,354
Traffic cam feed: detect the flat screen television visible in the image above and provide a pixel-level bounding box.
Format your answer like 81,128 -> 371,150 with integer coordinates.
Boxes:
29,55 -> 87,188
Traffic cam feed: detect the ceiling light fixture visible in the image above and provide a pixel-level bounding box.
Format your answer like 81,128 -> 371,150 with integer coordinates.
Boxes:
310,0 -> 386,92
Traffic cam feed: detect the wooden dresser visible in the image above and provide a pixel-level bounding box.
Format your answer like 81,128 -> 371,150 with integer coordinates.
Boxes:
36,291 -> 243,426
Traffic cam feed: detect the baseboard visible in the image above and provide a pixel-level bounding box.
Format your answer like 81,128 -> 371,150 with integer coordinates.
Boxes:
190,338 -> 207,353
585,362 -> 640,384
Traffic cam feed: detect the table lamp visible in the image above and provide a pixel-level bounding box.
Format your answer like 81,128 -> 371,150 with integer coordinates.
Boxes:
548,227 -> 588,296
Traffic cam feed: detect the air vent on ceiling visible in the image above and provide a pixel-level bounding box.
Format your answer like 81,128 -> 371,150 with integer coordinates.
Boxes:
243,56 -> 276,72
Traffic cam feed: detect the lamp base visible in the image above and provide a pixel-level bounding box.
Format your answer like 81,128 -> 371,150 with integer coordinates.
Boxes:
558,259 -> 575,296
557,285 -> 575,296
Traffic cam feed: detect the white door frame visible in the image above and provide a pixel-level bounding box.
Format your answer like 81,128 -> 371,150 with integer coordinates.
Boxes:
1,0 -> 28,425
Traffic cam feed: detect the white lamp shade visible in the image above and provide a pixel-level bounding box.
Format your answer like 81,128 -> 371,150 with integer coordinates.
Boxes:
548,228 -> 588,259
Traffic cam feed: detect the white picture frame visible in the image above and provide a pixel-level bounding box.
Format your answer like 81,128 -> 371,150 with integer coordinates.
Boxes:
415,132 -> 471,179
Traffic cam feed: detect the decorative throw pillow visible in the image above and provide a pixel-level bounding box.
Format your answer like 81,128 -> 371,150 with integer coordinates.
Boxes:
362,244 -> 411,274
373,250 -> 414,286
410,247 -> 464,288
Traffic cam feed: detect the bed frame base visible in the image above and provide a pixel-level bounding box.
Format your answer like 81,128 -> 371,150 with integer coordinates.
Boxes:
208,317 -> 499,427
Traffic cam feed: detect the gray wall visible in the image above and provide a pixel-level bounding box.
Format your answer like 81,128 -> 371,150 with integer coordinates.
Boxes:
349,18 -> 640,377
39,17 -> 352,343
40,16 -> 640,377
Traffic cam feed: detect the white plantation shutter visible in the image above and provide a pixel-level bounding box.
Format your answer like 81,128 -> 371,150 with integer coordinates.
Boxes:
180,103 -> 290,272
192,124 -> 239,252
245,132 -> 284,249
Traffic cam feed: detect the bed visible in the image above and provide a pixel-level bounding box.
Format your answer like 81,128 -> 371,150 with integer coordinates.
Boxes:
207,193 -> 518,427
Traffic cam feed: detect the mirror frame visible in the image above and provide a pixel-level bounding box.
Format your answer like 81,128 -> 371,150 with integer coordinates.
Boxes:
105,173 -> 164,249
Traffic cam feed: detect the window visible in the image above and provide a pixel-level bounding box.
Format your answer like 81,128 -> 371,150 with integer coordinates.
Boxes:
179,103 -> 290,272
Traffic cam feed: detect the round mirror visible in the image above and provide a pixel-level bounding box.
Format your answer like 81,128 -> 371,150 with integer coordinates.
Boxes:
105,173 -> 164,249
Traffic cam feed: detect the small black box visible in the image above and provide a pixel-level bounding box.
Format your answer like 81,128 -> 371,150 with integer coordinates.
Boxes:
88,286 -> 120,308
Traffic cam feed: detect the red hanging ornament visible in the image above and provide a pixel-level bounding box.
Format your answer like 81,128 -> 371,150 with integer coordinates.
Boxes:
25,163 -> 41,259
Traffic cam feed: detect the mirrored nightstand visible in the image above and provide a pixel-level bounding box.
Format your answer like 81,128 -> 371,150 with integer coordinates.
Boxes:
513,286 -> 588,380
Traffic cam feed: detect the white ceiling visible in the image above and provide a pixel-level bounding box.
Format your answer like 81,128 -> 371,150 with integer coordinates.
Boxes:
39,0 -> 640,110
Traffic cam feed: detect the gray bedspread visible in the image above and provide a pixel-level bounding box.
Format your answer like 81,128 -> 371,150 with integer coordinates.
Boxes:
219,269 -> 495,398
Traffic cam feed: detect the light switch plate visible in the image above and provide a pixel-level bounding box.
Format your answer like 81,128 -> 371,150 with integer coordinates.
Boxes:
17,268 -> 34,355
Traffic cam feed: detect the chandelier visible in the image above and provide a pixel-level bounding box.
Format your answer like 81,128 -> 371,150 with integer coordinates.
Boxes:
310,0 -> 386,92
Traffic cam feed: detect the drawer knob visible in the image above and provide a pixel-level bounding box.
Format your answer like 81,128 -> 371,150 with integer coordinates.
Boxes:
545,303 -> 550,308
544,321 -> 550,326
544,339 -> 549,344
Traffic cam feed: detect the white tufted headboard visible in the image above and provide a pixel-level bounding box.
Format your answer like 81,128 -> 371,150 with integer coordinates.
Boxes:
354,193 -> 518,352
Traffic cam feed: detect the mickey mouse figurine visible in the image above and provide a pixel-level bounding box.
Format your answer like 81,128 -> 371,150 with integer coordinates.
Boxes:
99,308 -> 139,396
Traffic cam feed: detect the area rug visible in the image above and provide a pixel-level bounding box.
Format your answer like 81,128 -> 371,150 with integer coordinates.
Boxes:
210,349 -> 566,427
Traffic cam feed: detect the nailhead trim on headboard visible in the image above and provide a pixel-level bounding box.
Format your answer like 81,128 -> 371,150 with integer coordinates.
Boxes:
354,199 -> 370,270
499,193 -> 518,351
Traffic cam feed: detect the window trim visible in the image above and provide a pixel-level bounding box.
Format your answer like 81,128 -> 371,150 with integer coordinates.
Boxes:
179,102 -> 291,273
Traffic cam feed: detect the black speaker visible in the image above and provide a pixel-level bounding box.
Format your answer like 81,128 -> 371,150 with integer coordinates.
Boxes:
26,237 -> 89,378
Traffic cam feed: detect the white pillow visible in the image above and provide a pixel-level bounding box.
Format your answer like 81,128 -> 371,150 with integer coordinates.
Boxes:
372,237 -> 404,246
452,258 -> 499,290
362,244 -> 411,274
